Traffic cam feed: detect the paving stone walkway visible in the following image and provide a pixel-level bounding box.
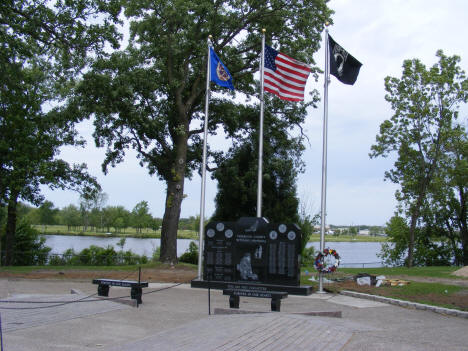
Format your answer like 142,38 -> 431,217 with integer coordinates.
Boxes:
107,313 -> 374,351
0,293 -> 130,332
1,281 -> 468,350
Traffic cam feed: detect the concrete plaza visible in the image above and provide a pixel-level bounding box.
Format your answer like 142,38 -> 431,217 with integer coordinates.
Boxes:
1,279 -> 467,350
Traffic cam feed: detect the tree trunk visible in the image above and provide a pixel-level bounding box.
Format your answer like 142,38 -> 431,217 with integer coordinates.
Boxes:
407,213 -> 417,268
160,179 -> 185,264
458,185 -> 468,265
160,135 -> 188,265
5,192 -> 19,266
462,234 -> 468,266
406,191 -> 426,268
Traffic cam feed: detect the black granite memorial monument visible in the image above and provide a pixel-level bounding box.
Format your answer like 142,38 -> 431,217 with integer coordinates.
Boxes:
203,217 -> 302,286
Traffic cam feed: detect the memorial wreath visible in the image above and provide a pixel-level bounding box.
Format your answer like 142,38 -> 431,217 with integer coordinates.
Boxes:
314,248 -> 340,273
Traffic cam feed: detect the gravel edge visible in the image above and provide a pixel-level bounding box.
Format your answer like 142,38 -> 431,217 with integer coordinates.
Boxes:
340,290 -> 468,319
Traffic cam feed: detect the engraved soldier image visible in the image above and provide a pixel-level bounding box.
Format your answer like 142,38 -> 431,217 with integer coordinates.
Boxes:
237,253 -> 258,280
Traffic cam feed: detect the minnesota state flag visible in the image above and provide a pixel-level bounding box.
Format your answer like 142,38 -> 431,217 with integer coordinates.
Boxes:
210,48 -> 234,90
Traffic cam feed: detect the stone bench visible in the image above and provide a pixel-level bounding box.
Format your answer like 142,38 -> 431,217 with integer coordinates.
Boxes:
223,289 -> 288,312
92,279 -> 149,305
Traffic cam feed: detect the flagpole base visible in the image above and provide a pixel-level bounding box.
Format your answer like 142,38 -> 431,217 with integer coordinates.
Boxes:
316,273 -> 327,294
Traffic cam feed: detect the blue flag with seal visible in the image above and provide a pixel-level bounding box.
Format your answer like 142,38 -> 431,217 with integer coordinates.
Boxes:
210,47 -> 234,90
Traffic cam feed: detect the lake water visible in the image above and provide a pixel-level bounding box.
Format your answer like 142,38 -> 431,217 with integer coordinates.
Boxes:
44,235 -> 384,267
307,242 -> 383,267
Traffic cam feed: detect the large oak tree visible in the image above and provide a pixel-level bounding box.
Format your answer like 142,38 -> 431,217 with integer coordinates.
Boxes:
77,0 -> 332,264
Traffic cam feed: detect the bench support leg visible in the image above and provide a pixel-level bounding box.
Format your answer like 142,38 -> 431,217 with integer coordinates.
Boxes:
229,295 -> 240,309
271,298 -> 281,312
131,287 -> 143,304
98,284 -> 109,297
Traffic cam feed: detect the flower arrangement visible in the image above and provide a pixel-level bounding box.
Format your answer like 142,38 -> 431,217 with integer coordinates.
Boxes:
314,248 -> 340,273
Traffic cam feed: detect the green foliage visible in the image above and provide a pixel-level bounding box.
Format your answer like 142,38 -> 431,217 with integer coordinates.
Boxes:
0,207 -> 5,228
0,0 -> 121,264
48,245 -> 148,266
212,121 -> 304,223
297,202 -> 319,259
301,246 -> 317,266
38,201 -> 58,227
151,246 -> 161,263
76,0 -> 332,263
178,216 -> 200,232
0,0 -> 120,204
379,215 -> 410,266
117,237 -> 126,250
59,204 -> 82,230
379,215 -> 453,267
131,201 -> 152,233
1,221 -> 51,266
371,50 -> 468,266
178,242 -> 199,265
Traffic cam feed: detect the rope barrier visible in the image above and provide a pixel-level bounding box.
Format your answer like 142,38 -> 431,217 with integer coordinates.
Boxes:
0,269 -> 197,311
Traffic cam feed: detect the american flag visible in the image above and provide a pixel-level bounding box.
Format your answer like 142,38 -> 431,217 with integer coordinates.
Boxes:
264,45 -> 311,101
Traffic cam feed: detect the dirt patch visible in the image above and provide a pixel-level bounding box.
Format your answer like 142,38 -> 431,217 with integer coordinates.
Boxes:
452,266 -> 468,278
0,266 -> 198,283
329,281 -> 468,311
389,275 -> 468,287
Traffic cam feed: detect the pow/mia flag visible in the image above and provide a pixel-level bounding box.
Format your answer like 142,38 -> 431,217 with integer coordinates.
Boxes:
328,35 -> 362,85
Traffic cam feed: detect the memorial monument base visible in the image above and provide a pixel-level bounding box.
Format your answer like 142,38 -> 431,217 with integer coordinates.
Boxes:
190,279 -> 314,296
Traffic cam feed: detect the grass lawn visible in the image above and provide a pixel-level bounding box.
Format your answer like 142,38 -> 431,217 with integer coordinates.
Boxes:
301,265 -> 465,280
34,225 -> 198,239
0,262 -> 198,283
301,266 -> 468,312
339,266 -> 464,279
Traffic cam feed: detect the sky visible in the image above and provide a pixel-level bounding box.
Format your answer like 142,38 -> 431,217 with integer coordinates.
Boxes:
41,0 -> 468,226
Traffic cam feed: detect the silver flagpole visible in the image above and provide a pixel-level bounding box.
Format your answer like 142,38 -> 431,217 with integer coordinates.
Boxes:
319,24 -> 330,293
257,29 -> 266,218
197,35 -> 212,279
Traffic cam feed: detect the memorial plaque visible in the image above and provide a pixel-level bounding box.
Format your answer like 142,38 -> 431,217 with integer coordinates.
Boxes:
265,222 -> 301,285
203,217 -> 301,286
203,221 -> 236,282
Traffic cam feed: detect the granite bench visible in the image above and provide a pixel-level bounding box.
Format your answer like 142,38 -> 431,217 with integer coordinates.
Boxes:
223,288 -> 288,312
92,279 -> 149,304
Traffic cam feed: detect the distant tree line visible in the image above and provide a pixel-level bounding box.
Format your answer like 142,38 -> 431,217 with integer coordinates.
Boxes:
0,197 -> 202,235
329,226 -> 386,236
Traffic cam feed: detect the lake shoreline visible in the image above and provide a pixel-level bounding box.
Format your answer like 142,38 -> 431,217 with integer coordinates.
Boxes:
40,231 -> 387,243
44,235 -> 385,267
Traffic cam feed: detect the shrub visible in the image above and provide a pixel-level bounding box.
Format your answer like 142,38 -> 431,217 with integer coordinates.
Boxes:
179,241 -> 198,264
301,245 -> 316,266
1,220 -> 51,265
47,245 -> 148,266
151,246 -> 160,262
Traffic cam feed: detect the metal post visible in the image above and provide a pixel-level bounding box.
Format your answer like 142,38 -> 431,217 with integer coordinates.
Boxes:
257,29 -> 266,218
319,24 -> 330,294
197,36 -> 212,279
208,282 -> 211,315
0,313 -> 3,351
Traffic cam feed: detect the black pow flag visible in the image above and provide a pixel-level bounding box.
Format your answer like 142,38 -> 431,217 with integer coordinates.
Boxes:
328,35 -> 362,85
